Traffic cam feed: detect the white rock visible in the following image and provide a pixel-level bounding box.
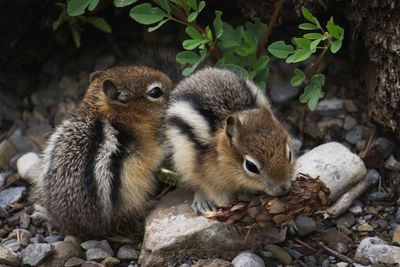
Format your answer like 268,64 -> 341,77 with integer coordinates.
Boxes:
295,142 -> 367,200
232,252 -> 265,267
355,236 -> 400,265
336,262 -> 349,267
139,189 -> 286,267
17,152 -> 40,182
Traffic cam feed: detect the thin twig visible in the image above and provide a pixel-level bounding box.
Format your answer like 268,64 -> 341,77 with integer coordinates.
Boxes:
318,242 -> 355,263
295,238 -> 317,252
304,44 -> 330,80
257,0 -> 285,56
360,126 -> 376,158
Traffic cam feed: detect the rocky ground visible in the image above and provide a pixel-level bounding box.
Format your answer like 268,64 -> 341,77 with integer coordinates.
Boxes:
0,41 -> 399,267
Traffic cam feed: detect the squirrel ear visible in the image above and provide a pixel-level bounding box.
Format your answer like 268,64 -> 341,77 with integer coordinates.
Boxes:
225,115 -> 241,142
102,79 -> 119,101
89,71 -> 104,83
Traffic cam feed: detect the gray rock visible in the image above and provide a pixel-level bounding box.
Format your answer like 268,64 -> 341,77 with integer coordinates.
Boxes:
344,127 -> 363,145
294,215 -> 317,236
193,259 -> 232,267
343,116 -> 357,131
0,171 -> 11,187
13,229 -> 32,246
370,137 -> 396,159
17,152 -> 40,182
232,252 -> 265,267
0,245 -> 21,266
40,241 -> 82,267
0,206 -> 9,218
384,155 -> 400,171
117,245 -> 139,260
81,240 -> 114,257
264,244 -> 292,265
80,240 -> 99,250
64,257 -> 85,267
81,261 -> 103,267
44,235 -> 64,243
349,205 -> 363,215
19,212 -> 31,229
395,208 -> 400,224
355,236 -> 400,265
3,239 -> 21,252
368,191 -> 386,201
138,189 -> 286,267
294,142 -> 367,200
86,248 -> 111,261
335,213 -> 355,228
21,243 -> 54,266
0,140 -> 18,170
315,98 -> 344,116
0,186 -> 27,208
100,256 -> 120,267
268,81 -> 300,104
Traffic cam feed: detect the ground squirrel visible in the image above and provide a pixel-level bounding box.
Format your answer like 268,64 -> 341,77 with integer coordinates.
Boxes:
165,67 -> 295,213
37,65 -> 173,237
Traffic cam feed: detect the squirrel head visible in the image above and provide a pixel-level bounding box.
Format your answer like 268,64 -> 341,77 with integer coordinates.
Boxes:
217,108 -> 294,196
85,65 -> 173,122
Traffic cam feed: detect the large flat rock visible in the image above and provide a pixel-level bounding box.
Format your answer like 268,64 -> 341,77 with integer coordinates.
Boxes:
139,189 -> 286,267
295,142 -> 367,200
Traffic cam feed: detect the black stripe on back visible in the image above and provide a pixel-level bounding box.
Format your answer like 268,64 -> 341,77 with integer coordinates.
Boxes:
175,92 -> 219,132
168,115 -> 208,151
109,122 -> 136,205
83,118 -> 104,205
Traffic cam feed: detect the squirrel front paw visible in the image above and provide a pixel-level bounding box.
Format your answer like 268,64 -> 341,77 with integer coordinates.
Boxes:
191,192 -> 217,214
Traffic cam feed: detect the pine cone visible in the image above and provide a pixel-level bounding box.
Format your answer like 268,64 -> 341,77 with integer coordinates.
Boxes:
206,173 -> 330,228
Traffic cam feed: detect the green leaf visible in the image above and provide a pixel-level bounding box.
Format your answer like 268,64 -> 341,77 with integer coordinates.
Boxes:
235,46 -> 252,56
219,22 -> 242,49
219,64 -> 249,78
69,24 -> 81,47
148,19 -> 168,32
298,23 -> 319,30
303,33 -> 324,40
185,26 -> 202,39
114,0 -> 138,7
188,12 -> 198,22
213,11 -> 223,38
293,37 -> 311,49
326,17 -> 344,40
286,53 -> 295,63
198,1 -> 206,13
129,3 -> 166,25
88,0 -> 99,11
301,7 -> 317,24
242,31 -> 257,51
290,68 -> 305,86
205,26 -> 213,41
267,41 -> 294,59
157,0 -> 170,13
255,55 -> 269,71
182,39 -> 207,50
291,48 -> 312,63
299,84 -> 324,111
187,0 -> 197,10
330,40 -> 342,53
67,0 -> 90,16
245,19 -> 267,42
176,51 -> 199,64
310,38 -> 321,51
310,74 -> 325,88
85,17 -> 112,33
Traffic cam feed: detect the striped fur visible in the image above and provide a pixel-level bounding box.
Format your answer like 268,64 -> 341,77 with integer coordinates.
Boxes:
165,67 -> 295,208
36,65 -> 173,238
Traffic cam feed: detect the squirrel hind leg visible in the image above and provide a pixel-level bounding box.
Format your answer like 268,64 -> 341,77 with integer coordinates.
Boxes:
191,191 -> 217,214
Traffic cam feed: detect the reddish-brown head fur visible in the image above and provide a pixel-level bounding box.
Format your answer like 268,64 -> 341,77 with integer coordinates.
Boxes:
216,108 -> 294,196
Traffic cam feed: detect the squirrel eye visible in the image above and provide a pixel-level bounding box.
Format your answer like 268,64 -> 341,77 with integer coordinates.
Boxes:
288,150 -> 292,163
286,144 -> 292,163
243,155 -> 261,176
147,87 -> 163,99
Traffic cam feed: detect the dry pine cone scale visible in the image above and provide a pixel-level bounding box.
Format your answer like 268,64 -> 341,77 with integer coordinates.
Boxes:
206,173 -> 330,229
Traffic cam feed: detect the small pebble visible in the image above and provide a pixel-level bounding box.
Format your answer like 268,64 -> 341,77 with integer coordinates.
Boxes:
116,245 -> 139,260
357,223 -> 374,232
336,213 -> 355,228
343,116 -> 357,130
295,215 -> 317,236
392,225 -> 400,244
64,257 -> 85,267
345,127 -> 363,144
350,205 -> 363,215
385,155 -> 400,171
264,244 -> 292,265
232,251 -> 265,267
368,191 -> 386,201
86,248 -> 112,261
21,243 -> 54,266
44,235 -> 64,243
101,256 -> 120,267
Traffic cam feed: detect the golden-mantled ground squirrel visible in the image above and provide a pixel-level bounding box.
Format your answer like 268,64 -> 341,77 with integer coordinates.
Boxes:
36,65 -> 173,237
165,67 -> 295,213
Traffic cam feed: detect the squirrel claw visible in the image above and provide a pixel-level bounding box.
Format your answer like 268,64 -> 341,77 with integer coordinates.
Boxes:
192,192 -> 217,214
